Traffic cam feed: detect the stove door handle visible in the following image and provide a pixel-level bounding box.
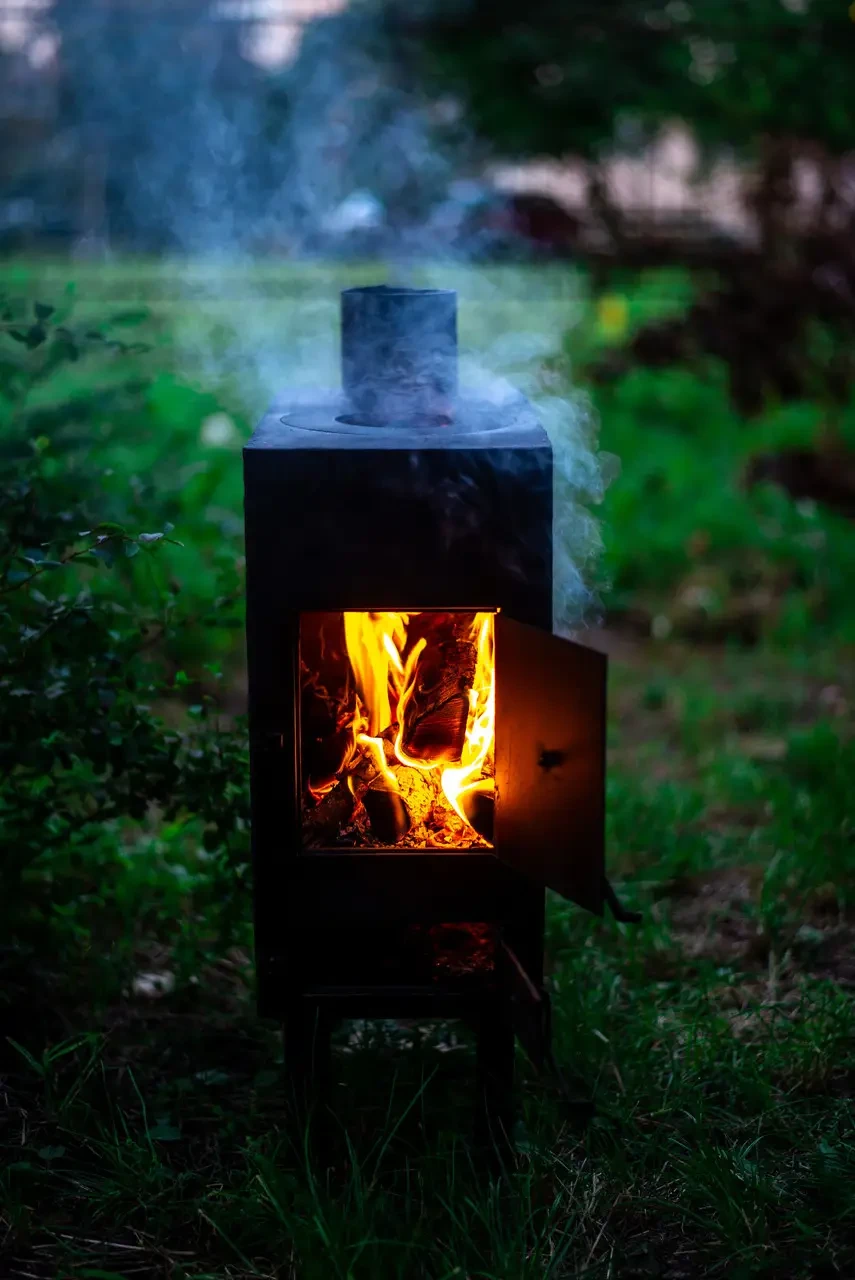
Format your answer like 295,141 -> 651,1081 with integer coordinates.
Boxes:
603,877 -> 642,924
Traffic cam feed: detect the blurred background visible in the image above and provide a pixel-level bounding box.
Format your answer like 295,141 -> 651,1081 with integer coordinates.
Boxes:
2,4 -> 854,1277
3,0 -> 855,644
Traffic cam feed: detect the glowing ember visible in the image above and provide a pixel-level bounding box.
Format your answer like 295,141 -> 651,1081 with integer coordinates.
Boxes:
302,611 -> 496,847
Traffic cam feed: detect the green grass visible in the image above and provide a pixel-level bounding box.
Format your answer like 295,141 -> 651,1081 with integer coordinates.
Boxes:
1,258 -> 854,1278
4,664 -> 854,1277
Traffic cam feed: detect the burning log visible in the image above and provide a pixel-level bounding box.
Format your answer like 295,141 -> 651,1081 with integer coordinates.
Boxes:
303,782 -> 355,847
348,730 -> 412,838
305,771 -> 415,848
362,787 -> 411,844
304,727 -> 389,845
393,764 -> 434,827
459,788 -> 495,844
305,726 -> 352,798
400,636 -> 477,764
300,610 -> 495,848
301,667 -> 353,797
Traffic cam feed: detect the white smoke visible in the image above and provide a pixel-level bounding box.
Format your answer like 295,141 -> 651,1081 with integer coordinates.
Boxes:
52,0 -> 615,632
443,269 -> 616,634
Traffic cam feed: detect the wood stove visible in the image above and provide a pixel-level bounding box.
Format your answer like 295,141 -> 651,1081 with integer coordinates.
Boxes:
243,285 -> 615,1133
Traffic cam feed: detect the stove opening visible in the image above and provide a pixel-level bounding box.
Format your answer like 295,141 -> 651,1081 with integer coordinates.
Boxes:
300,611 -> 496,849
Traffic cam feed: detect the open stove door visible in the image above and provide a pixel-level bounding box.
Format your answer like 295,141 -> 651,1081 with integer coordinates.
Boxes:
493,615 -> 606,915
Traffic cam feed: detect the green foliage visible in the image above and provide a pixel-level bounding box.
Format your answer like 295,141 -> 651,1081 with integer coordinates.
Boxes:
412,5 -> 855,423
581,318 -> 855,645
407,0 -> 664,160
0,290 -> 249,956
410,0 -> 855,161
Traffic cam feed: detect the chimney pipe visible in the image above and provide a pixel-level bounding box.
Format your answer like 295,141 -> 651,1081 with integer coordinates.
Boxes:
341,285 -> 457,425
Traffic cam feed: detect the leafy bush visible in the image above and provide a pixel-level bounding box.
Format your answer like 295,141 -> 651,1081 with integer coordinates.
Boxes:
0,290 -> 250,967
594,362 -> 855,645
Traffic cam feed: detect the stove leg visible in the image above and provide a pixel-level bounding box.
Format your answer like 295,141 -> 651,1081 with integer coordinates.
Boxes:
475,1000 -> 515,1152
283,1000 -> 333,1157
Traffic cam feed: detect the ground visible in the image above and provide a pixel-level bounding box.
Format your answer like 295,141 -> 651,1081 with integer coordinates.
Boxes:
1,259 -> 853,1278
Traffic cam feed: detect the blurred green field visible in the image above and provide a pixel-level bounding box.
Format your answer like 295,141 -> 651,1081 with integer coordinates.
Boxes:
1,258 -> 853,1279
9,256 -> 855,649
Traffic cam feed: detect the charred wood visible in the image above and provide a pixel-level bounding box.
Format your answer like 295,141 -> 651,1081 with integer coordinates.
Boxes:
401,637 -> 476,764
303,782 -> 355,847
362,787 -> 411,844
460,789 -> 495,844
301,666 -> 354,795
393,764 -> 434,827
305,725 -> 353,797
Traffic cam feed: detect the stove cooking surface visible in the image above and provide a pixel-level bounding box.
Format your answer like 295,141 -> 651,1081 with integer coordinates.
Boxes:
245,390 -> 546,451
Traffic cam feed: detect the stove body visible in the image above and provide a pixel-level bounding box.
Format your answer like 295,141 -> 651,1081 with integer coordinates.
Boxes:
243,287 -> 606,1127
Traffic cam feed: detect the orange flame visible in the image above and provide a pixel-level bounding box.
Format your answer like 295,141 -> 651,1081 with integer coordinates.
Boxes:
357,731 -> 399,792
440,613 -> 496,823
342,611 -> 407,737
341,610 -> 495,840
393,637 -> 438,770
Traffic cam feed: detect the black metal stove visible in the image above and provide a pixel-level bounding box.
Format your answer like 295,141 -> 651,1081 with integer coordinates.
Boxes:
243,285 -> 610,1134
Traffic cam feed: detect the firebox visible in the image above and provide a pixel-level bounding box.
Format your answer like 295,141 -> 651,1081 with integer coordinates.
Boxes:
243,285 -> 619,1132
